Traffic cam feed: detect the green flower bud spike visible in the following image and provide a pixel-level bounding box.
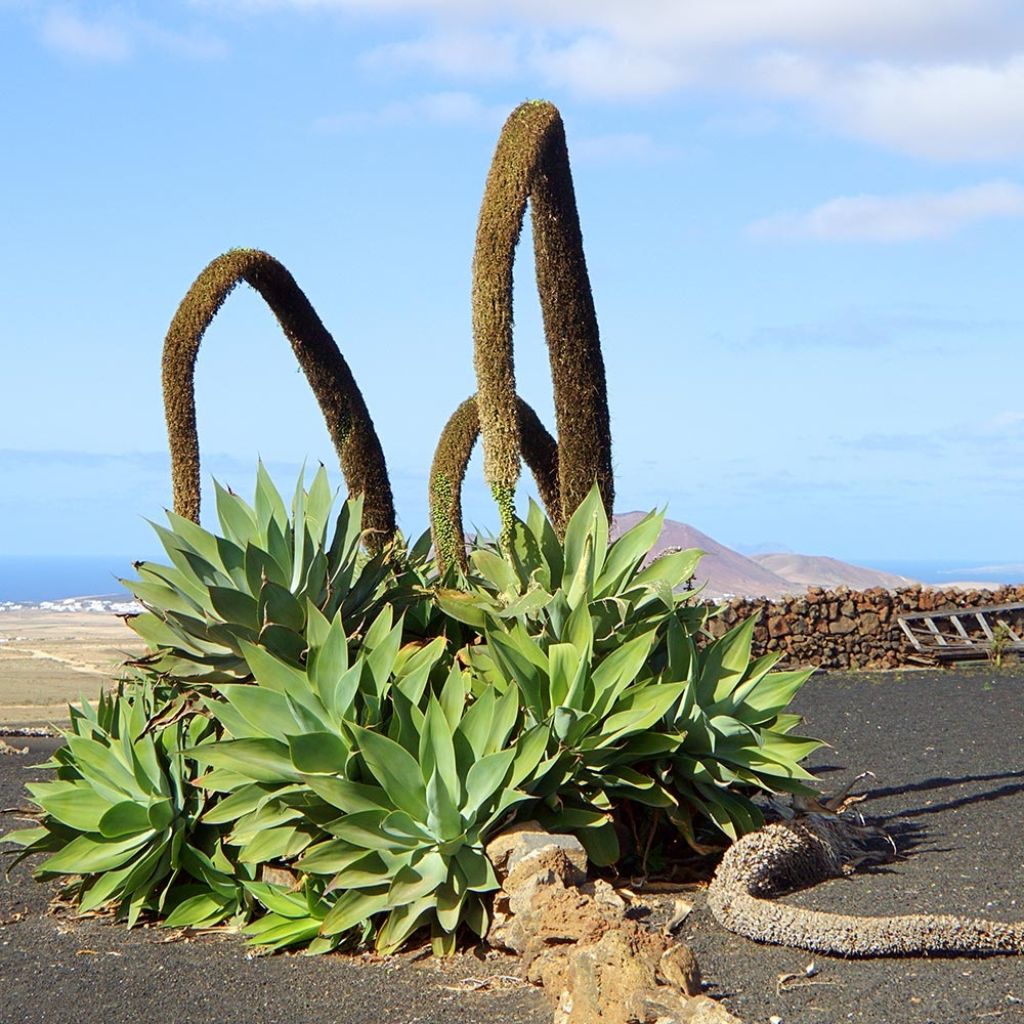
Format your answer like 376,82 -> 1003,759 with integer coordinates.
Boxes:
161,248 -> 395,552
472,100 -> 613,539
429,394 -> 560,571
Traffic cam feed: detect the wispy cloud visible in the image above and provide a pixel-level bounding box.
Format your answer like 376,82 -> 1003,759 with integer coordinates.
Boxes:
38,7 -> 226,62
834,410 -> 1024,460
40,9 -> 132,60
748,181 -> 1024,242
748,315 -> 889,349
571,131 -> 676,163
743,304 -> 1014,349
312,90 -> 509,132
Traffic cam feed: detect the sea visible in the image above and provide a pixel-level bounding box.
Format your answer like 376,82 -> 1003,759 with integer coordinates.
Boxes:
0,555 -> 152,606
0,554 -> 1021,608
862,559 -> 1024,588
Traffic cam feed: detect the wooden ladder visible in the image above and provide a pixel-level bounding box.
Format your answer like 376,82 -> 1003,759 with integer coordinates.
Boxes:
896,602 -> 1024,662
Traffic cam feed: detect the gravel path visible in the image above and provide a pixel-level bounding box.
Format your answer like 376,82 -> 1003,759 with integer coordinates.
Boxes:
3,664 -> 1023,1024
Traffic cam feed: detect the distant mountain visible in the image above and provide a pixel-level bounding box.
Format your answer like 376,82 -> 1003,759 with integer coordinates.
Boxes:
611,513 -> 795,599
751,553 -> 918,592
610,513 -> 921,599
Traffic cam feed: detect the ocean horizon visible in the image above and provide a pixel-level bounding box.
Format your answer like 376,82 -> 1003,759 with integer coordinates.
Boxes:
0,555 -> 152,604
0,553 -> 1022,605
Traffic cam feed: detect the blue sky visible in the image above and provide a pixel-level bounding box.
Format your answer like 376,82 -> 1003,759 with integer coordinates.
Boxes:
1,0 -> 1022,565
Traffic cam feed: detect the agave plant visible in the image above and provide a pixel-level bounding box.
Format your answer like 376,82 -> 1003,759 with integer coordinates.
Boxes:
124,464 -> 404,683
659,614 -> 822,844
181,603 -> 547,954
5,680 -> 246,928
436,488 -> 822,853
436,487 -> 706,651
187,604 -> 426,871
303,687 -> 547,955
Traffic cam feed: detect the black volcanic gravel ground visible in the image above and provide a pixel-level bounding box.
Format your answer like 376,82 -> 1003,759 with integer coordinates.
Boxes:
3,664 -> 1024,1024
679,663 -> 1024,1024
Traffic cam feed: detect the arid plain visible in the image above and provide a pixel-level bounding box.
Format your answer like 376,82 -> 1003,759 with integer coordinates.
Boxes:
0,610 -> 142,727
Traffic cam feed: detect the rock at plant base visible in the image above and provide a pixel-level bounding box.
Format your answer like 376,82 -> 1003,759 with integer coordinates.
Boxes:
484,825 -> 744,1024
486,821 -> 589,879
658,945 -> 703,997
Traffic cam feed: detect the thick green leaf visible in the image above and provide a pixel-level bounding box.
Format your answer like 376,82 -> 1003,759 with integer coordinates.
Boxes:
208,587 -> 259,628
258,581 -> 305,633
301,776 -> 388,814
319,888 -> 390,937
353,726 -> 428,821
595,511 -> 664,597
238,641 -> 309,699
376,895 -> 435,954
78,862 -> 137,913
190,738 -> 299,783
509,723 -> 549,788
237,824 -> 310,864
214,479 -> 258,546
456,687 -> 496,760
216,685 -> 302,741
590,631 -> 656,717
562,485 -> 608,586
287,732 -> 349,775
387,850 -> 448,905
297,839 -> 377,875
39,833 -> 151,876
433,589 -> 490,629
487,628 -> 548,718
601,683 -> 686,741
308,617 -> 349,701
630,548 -> 703,593
463,748 -> 515,817
575,820 -> 620,866
437,662 -> 466,734
163,892 -> 231,928
65,737 -> 140,798
733,669 -> 815,724
98,801 -> 154,838
470,549 -> 518,595
27,782 -> 111,833
420,697 -> 458,804
425,768 -> 463,842
699,615 -> 758,704
324,810 -> 404,851
454,846 -> 498,892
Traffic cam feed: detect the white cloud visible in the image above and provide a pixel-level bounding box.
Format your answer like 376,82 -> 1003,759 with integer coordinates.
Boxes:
756,54 -> 1024,160
193,0 -> 1024,160
527,34 -> 692,99
38,7 -> 226,62
749,181 -> 1024,242
41,9 -> 132,60
842,60 -> 1024,161
312,90 -> 508,132
983,411 -> 1024,435
197,0 -> 1022,59
361,28 -> 519,78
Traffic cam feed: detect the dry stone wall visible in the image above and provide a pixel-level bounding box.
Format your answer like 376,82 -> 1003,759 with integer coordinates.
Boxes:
705,584 -> 1024,670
